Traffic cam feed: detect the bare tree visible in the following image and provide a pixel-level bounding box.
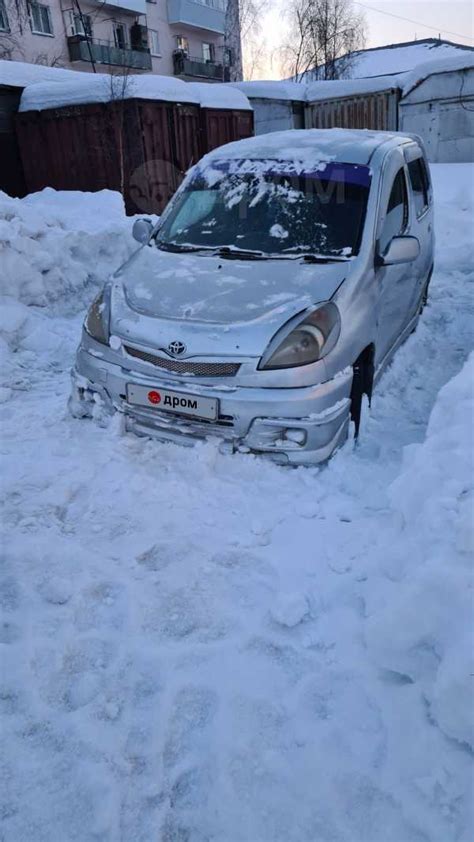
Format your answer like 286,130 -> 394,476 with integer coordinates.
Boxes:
281,0 -> 366,81
240,0 -> 270,80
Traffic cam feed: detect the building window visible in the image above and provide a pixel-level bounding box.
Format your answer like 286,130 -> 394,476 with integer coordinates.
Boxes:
66,10 -> 92,38
148,29 -> 160,56
29,3 -> 54,35
0,0 -> 10,32
176,36 -> 189,54
202,42 -> 215,62
114,22 -> 127,50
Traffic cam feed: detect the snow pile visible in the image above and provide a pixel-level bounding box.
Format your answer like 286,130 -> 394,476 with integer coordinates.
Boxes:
0,188 -> 133,310
365,353 -> 474,749
0,188 -> 137,388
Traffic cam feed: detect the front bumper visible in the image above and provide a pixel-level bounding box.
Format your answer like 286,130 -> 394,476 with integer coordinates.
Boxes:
71,344 -> 353,465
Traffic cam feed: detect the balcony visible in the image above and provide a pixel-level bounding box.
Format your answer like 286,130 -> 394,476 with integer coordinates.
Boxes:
173,52 -> 229,81
90,0 -> 146,14
167,0 -> 226,34
67,37 -> 152,71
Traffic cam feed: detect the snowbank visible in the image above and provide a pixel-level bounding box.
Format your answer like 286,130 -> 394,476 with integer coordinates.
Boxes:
365,353 -> 474,749
0,188 -> 135,310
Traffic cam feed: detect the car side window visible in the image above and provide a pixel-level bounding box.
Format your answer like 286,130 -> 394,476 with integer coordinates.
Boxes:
408,158 -> 429,217
379,167 -> 409,254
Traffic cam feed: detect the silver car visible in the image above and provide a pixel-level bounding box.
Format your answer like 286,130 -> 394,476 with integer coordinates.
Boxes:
70,129 -> 434,465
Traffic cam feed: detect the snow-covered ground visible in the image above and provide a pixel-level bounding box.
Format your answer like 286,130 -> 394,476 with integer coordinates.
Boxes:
1,165 -> 473,842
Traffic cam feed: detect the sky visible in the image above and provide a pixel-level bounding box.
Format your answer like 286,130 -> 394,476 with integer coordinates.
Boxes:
253,0 -> 474,79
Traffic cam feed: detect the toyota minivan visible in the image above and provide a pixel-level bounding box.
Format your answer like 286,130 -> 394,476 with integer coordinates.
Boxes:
70,129 -> 434,465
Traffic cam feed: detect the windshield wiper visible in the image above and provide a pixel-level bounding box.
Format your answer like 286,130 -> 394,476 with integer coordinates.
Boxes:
216,246 -> 265,260
301,253 -> 351,263
157,242 -> 215,254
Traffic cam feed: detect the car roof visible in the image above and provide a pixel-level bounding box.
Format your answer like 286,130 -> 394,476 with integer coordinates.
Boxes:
203,128 -> 415,168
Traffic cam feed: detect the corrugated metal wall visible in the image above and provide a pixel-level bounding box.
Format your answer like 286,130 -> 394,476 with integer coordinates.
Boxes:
305,89 -> 399,132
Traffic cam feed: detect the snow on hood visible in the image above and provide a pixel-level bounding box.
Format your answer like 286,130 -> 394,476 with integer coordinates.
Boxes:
111,247 -> 347,357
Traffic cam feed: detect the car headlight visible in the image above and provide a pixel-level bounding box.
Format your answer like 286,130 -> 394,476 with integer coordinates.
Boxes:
84,286 -> 110,345
258,302 -> 341,370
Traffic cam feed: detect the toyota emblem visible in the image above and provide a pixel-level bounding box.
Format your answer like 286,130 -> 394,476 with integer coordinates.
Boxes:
168,340 -> 187,357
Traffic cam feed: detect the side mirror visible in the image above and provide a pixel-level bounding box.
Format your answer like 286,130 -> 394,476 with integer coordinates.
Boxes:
377,235 -> 420,266
132,218 -> 154,245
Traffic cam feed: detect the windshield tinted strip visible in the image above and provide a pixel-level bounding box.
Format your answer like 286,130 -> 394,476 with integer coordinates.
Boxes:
200,160 -> 371,188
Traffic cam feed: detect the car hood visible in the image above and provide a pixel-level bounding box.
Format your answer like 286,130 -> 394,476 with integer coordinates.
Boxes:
111,246 -> 348,358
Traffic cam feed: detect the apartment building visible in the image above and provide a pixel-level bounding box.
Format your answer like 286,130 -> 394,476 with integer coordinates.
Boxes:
0,0 -> 237,81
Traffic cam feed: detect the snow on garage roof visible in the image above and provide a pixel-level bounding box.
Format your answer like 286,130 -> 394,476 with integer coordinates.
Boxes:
228,81 -> 307,102
19,73 -> 201,111
302,38 -> 474,81
19,73 -> 252,112
401,52 -> 474,96
186,82 -> 252,111
0,59 -> 81,89
202,128 -> 411,167
305,74 -> 404,103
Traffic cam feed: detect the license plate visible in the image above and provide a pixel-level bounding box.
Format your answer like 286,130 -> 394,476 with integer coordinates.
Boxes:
127,383 -> 218,421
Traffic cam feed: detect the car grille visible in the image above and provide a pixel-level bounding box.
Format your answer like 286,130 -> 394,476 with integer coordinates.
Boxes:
124,345 -> 241,378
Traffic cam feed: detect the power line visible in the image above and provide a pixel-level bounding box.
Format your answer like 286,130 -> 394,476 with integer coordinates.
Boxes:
353,1 -> 474,44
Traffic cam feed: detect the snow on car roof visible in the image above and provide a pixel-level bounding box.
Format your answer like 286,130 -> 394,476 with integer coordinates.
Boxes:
202,128 -> 409,167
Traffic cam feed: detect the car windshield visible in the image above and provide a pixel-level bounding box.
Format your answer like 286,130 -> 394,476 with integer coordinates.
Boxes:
156,159 -> 371,258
